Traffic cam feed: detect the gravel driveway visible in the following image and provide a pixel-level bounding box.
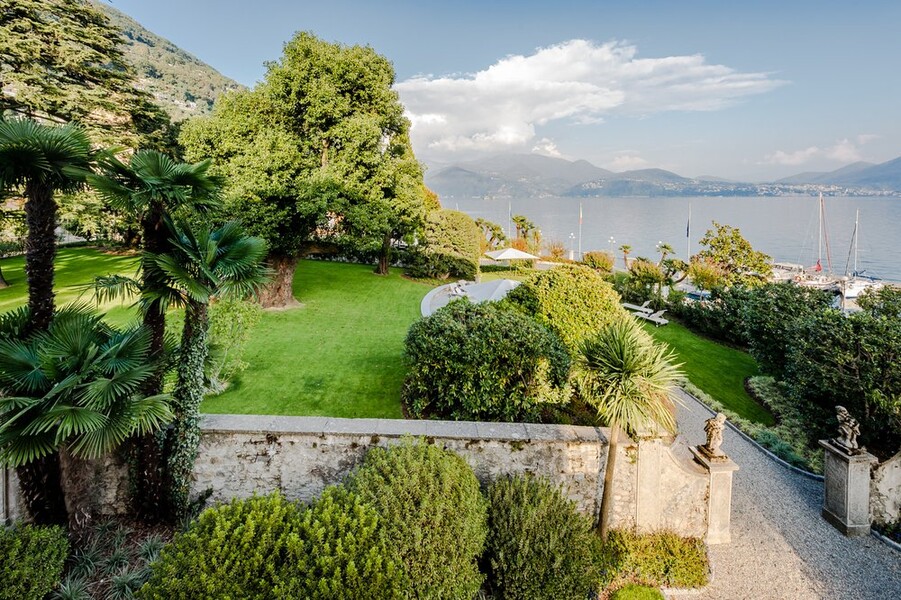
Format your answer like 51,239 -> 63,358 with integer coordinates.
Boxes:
672,389 -> 901,599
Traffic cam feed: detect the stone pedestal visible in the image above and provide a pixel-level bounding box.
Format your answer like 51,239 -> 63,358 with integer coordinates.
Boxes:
819,439 -> 877,536
690,447 -> 739,544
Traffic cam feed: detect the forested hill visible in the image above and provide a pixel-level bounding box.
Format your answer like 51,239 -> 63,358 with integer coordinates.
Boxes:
94,1 -> 243,121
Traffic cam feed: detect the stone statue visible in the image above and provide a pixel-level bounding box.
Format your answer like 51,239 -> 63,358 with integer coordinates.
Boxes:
701,412 -> 728,459
834,405 -> 861,453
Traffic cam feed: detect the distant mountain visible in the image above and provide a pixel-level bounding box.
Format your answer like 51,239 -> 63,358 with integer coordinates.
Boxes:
95,1 -> 243,121
428,152 -> 901,199
777,162 -> 875,184
832,157 -> 901,189
426,153 -> 611,198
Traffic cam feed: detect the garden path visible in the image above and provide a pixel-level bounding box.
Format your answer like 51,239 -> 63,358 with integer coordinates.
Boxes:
671,389 -> 901,600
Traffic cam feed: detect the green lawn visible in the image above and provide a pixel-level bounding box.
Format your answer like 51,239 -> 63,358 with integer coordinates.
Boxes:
643,321 -> 775,426
201,260 -> 431,419
0,246 -> 141,324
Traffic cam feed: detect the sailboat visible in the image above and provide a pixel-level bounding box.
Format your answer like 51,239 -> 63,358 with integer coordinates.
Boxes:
795,193 -> 839,291
841,209 -> 883,300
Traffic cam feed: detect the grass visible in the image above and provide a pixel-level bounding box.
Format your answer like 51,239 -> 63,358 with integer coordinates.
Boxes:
0,246 -> 140,325
201,260 -> 431,418
610,585 -> 664,600
643,320 -> 775,426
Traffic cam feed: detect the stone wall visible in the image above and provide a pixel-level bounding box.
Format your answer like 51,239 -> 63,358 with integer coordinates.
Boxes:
6,415 -> 730,543
871,450 -> 901,525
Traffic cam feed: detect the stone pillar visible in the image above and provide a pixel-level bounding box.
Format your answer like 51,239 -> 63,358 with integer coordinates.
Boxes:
690,447 -> 739,544
819,439 -> 878,536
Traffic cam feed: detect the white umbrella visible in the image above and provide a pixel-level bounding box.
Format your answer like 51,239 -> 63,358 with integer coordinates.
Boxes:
485,248 -> 539,261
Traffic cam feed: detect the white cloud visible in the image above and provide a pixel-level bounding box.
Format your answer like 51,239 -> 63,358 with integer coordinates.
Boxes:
762,135 -> 877,166
607,153 -> 649,170
396,39 -> 784,159
531,138 -> 563,157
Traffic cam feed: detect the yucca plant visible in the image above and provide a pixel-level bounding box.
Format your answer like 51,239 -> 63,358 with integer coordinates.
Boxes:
0,306 -> 173,524
575,318 -> 683,539
150,220 -> 268,518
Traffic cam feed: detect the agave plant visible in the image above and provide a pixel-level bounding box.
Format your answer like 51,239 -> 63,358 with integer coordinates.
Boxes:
0,306 -> 173,523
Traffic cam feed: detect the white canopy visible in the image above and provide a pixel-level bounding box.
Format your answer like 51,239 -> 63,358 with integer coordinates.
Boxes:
485,248 -> 539,261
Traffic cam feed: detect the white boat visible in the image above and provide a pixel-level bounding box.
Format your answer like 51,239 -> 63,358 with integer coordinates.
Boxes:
841,209 -> 883,300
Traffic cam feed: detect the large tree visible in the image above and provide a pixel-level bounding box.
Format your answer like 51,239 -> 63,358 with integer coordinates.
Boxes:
0,119 -> 93,333
181,32 -> 425,305
575,319 -> 682,538
0,0 -> 173,150
696,221 -> 771,287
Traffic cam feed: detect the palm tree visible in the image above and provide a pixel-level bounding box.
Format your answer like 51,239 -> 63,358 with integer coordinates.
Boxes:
619,244 -> 632,270
0,118 -> 93,333
87,151 -> 222,393
656,242 -> 674,267
150,220 -> 268,519
0,306 -> 173,524
575,319 -> 683,539
87,151 -> 221,518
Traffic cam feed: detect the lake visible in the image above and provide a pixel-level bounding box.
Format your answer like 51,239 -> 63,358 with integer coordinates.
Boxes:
448,195 -> 901,281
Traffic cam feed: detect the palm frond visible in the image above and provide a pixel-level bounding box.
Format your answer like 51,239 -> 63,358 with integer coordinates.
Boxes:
79,274 -> 142,306
0,430 -> 57,467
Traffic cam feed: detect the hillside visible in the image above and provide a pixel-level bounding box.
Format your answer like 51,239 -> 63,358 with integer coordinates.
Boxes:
94,1 -> 242,121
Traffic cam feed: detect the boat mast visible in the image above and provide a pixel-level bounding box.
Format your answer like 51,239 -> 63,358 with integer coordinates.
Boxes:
844,209 -> 859,277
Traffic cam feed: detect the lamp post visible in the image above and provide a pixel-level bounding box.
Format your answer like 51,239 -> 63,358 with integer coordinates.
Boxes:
569,233 -> 576,261
608,236 -> 615,255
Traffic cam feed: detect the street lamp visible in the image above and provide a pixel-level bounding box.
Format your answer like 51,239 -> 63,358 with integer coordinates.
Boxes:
608,236 -> 615,255
569,233 -> 576,261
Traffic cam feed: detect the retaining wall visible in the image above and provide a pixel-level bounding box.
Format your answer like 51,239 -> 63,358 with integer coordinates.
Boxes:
872,450 -> 901,525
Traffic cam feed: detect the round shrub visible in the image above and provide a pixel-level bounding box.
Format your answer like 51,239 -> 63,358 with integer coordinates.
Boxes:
505,263 -> 628,351
0,523 -> 68,600
582,250 -> 614,273
485,474 -> 599,600
408,209 -> 481,280
287,486 -> 404,599
347,440 -> 488,600
403,300 -> 570,421
140,493 -> 301,599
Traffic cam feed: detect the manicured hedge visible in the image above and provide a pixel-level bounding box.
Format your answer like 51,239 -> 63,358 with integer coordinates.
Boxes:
485,474 -> 599,600
347,440 -> 488,600
408,209 -> 481,280
403,300 -> 570,421
0,523 -> 68,600
505,263 -> 628,351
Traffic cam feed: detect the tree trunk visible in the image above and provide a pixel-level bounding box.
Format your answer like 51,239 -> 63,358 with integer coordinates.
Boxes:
375,232 -> 391,275
130,202 -> 169,521
15,453 -> 68,525
23,181 -> 56,333
0,265 -> 8,288
598,425 -> 620,540
166,301 -> 209,521
258,255 -> 298,308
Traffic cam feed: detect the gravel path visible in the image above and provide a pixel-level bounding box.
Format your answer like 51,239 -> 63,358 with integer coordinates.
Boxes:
672,389 -> 901,599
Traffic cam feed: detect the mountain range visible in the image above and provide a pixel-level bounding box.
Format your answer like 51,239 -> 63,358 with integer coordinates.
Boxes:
425,154 -> 901,199
95,1 -> 242,121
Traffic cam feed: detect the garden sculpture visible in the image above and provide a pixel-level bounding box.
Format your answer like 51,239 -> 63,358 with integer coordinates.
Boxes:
701,412 -> 728,460
834,405 -> 861,453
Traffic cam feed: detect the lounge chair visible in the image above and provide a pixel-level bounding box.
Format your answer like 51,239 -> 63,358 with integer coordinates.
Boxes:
622,300 -> 653,314
634,309 -> 669,326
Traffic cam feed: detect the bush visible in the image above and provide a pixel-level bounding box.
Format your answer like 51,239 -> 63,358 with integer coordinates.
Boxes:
598,530 -> 708,590
610,584 -> 665,600
403,300 -> 570,421
485,474 -> 599,600
347,440 -> 488,600
408,209 -> 481,280
287,486 -> 404,599
582,250 -> 614,273
0,523 -> 68,600
505,263 -> 627,351
141,494 -> 302,599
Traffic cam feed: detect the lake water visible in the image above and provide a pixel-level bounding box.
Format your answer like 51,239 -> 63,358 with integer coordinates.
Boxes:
449,195 -> 901,281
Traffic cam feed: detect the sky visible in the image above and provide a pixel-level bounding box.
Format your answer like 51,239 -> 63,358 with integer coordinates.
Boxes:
105,0 -> 901,181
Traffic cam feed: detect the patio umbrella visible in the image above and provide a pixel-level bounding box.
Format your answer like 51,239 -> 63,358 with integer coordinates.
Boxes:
484,248 -> 539,261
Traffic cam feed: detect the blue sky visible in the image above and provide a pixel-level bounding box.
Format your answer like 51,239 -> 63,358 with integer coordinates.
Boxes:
104,0 -> 900,181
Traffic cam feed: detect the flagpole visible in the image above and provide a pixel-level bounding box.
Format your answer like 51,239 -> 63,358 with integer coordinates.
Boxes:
578,202 -> 583,260
686,202 -> 691,260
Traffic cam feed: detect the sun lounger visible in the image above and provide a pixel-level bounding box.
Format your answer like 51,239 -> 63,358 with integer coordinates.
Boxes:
633,309 -> 669,326
622,300 -> 653,314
